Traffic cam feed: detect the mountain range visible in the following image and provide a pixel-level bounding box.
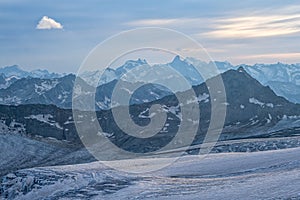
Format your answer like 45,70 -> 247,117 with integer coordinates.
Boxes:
0,65 -> 63,79
1,57 -> 299,107
0,67 -> 299,152
0,65 -> 64,89
187,58 -> 300,103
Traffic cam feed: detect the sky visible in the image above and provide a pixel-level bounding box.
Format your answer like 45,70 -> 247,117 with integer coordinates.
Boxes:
1,0 -> 300,73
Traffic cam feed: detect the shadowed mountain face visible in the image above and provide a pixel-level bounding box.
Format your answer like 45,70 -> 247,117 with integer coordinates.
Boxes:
0,68 -> 299,154
219,67 -> 293,124
0,74 -> 8,88
0,73 -> 18,89
210,67 -> 300,139
187,58 -> 300,104
0,75 -> 77,108
0,73 -> 173,110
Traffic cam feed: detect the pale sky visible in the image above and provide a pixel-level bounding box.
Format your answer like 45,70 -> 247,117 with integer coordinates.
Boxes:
1,0 -> 300,72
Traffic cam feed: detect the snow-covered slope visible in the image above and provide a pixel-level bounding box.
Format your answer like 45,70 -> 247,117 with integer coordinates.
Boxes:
79,59 -> 147,87
80,57 -> 205,88
79,67 -> 117,87
240,63 -> 300,103
0,133 -> 95,177
0,74 -> 17,89
267,81 -> 300,103
241,62 -> 300,85
2,146 -> 300,199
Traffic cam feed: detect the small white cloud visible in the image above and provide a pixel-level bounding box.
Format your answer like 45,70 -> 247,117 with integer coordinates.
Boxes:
36,16 -> 63,30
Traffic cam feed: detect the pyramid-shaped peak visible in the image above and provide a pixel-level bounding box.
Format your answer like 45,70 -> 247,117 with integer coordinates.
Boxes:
171,55 -> 182,63
237,66 -> 246,73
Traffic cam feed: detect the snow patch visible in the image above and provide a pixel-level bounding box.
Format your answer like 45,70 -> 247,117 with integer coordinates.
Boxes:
25,114 -> 63,129
34,80 -> 59,95
249,97 -> 274,108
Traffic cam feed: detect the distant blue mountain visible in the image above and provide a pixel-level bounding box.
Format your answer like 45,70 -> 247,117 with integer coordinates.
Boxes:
1,57 -> 300,105
0,65 -> 64,89
0,65 -> 63,80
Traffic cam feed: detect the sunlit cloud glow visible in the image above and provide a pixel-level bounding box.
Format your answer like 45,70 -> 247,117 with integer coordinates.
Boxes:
126,19 -> 180,26
125,18 -> 209,27
126,5 -> 300,39
238,52 -> 300,60
204,14 -> 300,38
124,5 -> 300,65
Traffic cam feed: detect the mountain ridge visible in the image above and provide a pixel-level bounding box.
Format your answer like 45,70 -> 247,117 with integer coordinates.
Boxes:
0,67 -> 299,152
1,56 -> 300,106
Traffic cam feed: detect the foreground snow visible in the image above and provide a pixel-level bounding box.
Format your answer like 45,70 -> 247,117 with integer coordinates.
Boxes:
2,147 -> 300,199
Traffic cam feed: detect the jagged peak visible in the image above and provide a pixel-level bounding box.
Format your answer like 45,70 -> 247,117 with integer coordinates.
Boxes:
237,66 -> 246,73
170,55 -> 183,64
124,58 -> 148,66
